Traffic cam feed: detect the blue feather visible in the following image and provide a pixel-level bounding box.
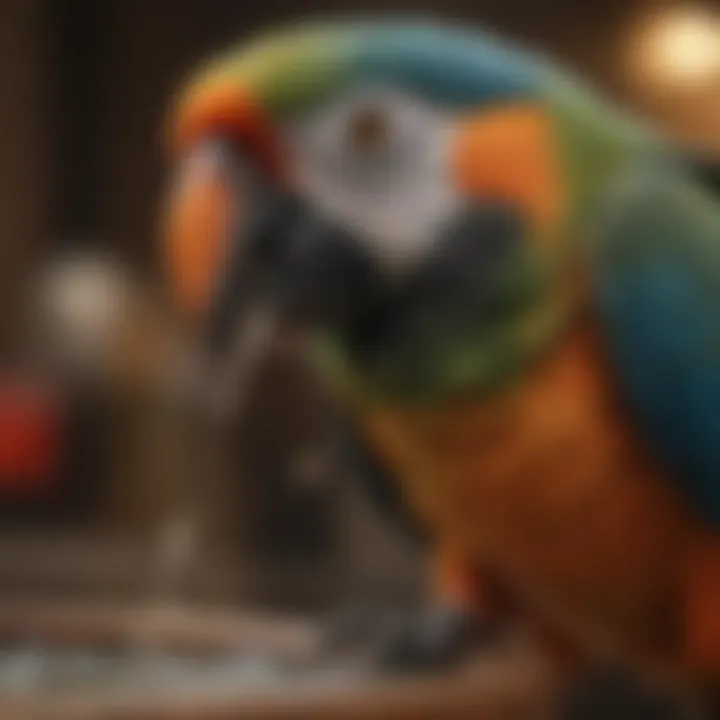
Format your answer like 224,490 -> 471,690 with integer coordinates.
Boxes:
349,23 -> 540,106
595,173 -> 720,525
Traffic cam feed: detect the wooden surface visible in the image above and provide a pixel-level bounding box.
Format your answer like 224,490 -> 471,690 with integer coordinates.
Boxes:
0,599 -> 560,719
2,668 -> 557,719
0,598 -> 317,656
0,661 -> 557,719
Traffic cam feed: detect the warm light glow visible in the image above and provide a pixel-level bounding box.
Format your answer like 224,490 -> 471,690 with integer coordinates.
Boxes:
632,7 -> 720,89
34,253 -> 132,374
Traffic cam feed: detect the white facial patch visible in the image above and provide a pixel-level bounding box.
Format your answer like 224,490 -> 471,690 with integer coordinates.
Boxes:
286,87 -> 464,275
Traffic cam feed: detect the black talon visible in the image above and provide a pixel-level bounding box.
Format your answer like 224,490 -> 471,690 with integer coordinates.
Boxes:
377,604 -> 497,674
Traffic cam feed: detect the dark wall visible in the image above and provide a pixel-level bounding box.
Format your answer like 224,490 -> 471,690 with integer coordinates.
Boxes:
0,0 -> 45,352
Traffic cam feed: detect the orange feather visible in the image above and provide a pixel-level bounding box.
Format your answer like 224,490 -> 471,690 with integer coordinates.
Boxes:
355,319 -> 719,681
451,105 -> 565,236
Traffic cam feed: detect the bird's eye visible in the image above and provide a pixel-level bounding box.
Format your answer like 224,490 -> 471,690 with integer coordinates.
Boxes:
345,106 -> 391,158
339,104 -> 402,192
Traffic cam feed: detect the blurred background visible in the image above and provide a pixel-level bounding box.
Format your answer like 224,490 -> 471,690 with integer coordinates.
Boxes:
0,0 -> 719,714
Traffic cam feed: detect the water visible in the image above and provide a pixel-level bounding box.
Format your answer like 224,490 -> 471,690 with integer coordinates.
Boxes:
57,301 -> 295,696
132,513 -> 199,664
205,305 -> 279,423
0,646 -> 285,695
0,301 -> 347,699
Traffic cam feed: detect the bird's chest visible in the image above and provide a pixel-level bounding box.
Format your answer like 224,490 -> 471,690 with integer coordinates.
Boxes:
358,327 -> 647,549
355,324 -> 693,664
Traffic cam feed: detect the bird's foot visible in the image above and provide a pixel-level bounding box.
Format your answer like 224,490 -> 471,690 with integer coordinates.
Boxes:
322,602 -> 499,675
376,603 -> 498,673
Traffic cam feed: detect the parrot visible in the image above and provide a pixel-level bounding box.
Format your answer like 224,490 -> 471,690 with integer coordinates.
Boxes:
160,19 -> 720,711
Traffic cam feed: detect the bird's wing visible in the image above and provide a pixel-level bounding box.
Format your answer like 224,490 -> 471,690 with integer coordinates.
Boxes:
593,168 -> 720,525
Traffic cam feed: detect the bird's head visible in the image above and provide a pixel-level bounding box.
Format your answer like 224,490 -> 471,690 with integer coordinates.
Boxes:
163,21 -> 572,402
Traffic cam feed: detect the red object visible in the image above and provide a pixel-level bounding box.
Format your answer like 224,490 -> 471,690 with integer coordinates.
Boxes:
0,380 -> 63,494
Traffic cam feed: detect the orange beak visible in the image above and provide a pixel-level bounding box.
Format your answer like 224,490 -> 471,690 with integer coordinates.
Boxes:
162,144 -> 239,319
161,81 -> 285,323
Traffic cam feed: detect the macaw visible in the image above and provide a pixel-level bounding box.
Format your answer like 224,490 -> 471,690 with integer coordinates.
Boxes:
160,19 -> 720,707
